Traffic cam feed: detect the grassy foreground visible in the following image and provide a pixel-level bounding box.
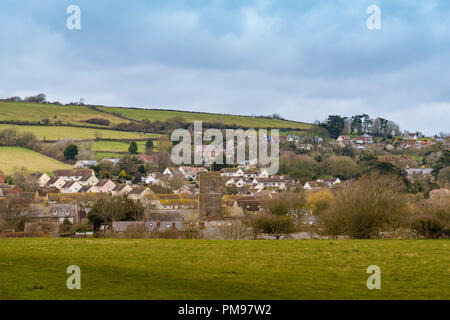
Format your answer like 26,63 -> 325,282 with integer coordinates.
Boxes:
0,239 -> 448,300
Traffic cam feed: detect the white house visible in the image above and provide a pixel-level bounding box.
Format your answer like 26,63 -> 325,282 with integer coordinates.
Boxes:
61,181 -> 83,194
47,177 -> 67,190
53,169 -> 95,181
252,177 -> 286,190
78,185 -> 100,193
258,169 -> 270,178
111,184 -> 133,197
27,172 -> 51,188
78,174 -> 100,186
220,168 -> 244,177
316,177 -> 341,187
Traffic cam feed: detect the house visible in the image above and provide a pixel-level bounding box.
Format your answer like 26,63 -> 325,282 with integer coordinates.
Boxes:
100,158 -> 121,165
336,135 -> 354,147
220,168 -> 244,177
27,203 -> 79,225
34,187 -> 60,201
226,177 -> 251,188
243,169 -> 260,178
79,174 -> 100,186
78,185 -> 100,193
112,218 -> 184,237
0,184 -> 22,196
135,155 -> 156,164
403,132 -> 418,140
179,166 -> 208,180
53,169 -> 95,181
27,172 -> 51,188
61,181 -> 83,193
128,187 -> 153,202
236,196 -> 262,213
316,177 -> 341,187
303,181 -> 330,191
285,134 -> 301,143
46,176 -> 67,190
406,168 -> 433,178
227,201 -> 245,217
359,134 -> 373,144
111,184 -> 133,197
258,169 -> 270,178
163,167 -> 176,176
252,177 -> 286,190
96,179 -> 116,193
174,184 -> 196,195
74,160 -> 98,169
144,172 -> 162,184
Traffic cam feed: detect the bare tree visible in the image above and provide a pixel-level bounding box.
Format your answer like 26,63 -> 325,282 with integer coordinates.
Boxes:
214,220 -> 252,240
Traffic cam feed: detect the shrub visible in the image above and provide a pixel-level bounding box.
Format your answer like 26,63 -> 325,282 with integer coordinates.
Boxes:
322,172 -> 408,238
64,144 -> 79,160
250,214 -> 295,239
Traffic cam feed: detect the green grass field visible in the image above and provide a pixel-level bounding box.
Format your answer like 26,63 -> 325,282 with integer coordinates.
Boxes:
0,124 -> 158,141
0,101 -> 313,130
98,106 -> 313,129
91,140 -> 146,152
0,147 -> 72,175
0,101 -> 126,127
0,239 -> 448,300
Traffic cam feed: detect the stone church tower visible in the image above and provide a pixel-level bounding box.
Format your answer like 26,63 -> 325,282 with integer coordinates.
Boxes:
198,171 -> 223,219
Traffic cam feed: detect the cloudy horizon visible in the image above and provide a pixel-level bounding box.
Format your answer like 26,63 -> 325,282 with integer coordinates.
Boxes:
1,0 -> 449,135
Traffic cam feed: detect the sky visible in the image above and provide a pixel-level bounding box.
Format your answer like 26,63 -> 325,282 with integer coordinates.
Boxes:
0,0 -> 449,135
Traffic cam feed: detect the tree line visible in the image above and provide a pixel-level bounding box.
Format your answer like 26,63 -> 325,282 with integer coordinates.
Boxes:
317,114 -> 401,139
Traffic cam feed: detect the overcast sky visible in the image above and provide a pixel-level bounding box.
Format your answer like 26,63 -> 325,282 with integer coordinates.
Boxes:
0,0 -> 449,135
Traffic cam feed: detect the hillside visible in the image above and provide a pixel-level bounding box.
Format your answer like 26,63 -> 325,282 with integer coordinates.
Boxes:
0,124 -> 159,141
0,101 -> 313,130
98,106 -> 312,129
0,147 -> 72,175
0,101 -> 126,127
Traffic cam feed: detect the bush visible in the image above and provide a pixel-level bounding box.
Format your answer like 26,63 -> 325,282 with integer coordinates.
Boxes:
250,214 -> 295,239
0,128 -> 38,150
64,144 -> 79,160
322,173 -> 408,239
85,118 -> 110,126
410,198 -> 450,238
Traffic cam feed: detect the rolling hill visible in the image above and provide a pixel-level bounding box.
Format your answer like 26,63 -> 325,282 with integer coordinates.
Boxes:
98,106 -> 312,129
0,147 -> 72,175
0,101 -> 313,130
0,124 -> 159,141
0,101 -> 126,127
